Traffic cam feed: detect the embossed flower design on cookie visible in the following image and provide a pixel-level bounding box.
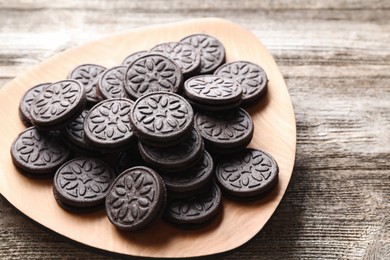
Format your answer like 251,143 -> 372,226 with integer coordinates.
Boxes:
11,127 -> 71,177
16,130 -> 64,165
170,193 -> 214,217
220,154 -> 273,188
184,75 -> 242,104
222,64 -> 264,92
109,172 -> 154,224
98,66 -> 129,99
216,149 -> 279,198
69,64 -> 106,102
195,109 -> 251,142
32,81 -> 79,119
214,61 -> 268,105
150,42 -> 201,75
57,160 -> 113,199
180,33 -> 225,74
85,99 -> 133,143
106,166 -> 165,231
125,54 -> 182,99
202,115 -> 248,140
135,93 -> 190,134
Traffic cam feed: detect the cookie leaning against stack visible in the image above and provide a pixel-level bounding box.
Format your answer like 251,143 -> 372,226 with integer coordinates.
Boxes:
11,33 -> 279,232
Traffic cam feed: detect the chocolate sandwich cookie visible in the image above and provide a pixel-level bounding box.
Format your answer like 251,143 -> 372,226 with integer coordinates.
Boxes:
215,148 -> 279,200
84,98 -> 135,151
160,151 -> 214,198
138,127 -> 204,173
30,80 -> 86,131
214,61 -> 268,106
163,182 -> 222,228
129,92 -> 193,145
68,64 -> 106,104
150,42 -> 201,78
97,66 -> 130,100
105,166 -> 166,231
194,109 -> 254,154
124,54 -> 183,100
122,50 -> 148,66
10,127 -> 71,178
180,34 -> 225,74
62,109 -> 101,155
18,82 -> 51,126
184,75 -> 242,111
53,157 -> 116,212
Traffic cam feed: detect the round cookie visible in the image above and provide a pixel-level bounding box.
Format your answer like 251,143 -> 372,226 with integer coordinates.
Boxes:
184,75 -> 242,108
124,54 -> 183,100
138,127 -> 204,173
180,34 -> 225,74
163,182 -> 222,228
129,92 -> 193,145
105,166 -> 166,231
97,65 -> 130,100
68,64 -> 106,104
160,151 -> 214,198
84,98 -> 135,151
10,127 -> 71,178
194,109 -> 254,154
18,82 -> 51,126
215,148 -> 279,200
214,61 -> 268,105
150,42 -> 201,78
53,157 -> 116,212
122,50 -> 148,66
30,80 -> 86,131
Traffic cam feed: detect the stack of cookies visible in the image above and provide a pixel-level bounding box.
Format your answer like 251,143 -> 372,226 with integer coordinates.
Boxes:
11,33 -> 279,231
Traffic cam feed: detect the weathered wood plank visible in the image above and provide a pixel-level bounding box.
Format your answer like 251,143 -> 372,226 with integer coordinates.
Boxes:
0,0 -> 389,259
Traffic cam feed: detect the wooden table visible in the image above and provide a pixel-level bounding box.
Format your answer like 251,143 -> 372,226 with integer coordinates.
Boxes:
1,1 -> 389,259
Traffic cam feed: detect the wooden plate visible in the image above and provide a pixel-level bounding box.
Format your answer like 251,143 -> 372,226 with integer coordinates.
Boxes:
0,18 -> 296,258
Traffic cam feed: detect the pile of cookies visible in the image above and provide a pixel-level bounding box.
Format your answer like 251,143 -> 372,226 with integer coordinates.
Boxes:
11,34 -> 279,231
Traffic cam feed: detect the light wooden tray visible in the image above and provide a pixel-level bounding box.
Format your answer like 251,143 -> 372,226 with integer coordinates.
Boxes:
0,18 -> 296,258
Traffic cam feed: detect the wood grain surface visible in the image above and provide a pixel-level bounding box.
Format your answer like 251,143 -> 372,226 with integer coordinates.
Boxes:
0,0 -> 389,259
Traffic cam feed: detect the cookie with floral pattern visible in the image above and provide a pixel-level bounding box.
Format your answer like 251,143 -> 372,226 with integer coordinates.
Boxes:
105,166 -> 166,231
30,80 -> 86,130
84,98 -> 135,151
214,61 -> 268,106
150,42 -> 201,78
11,127 -> 71,178
124,54 -> 183,100
180,34 -> 225,74
184,75 -> 242,105
129,92 -> 193,145
215,148 -> 279,200
53,157 -> 116,212
68,64 -> 106,104
194,108 -> 254,154
97,66 -> 130,100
